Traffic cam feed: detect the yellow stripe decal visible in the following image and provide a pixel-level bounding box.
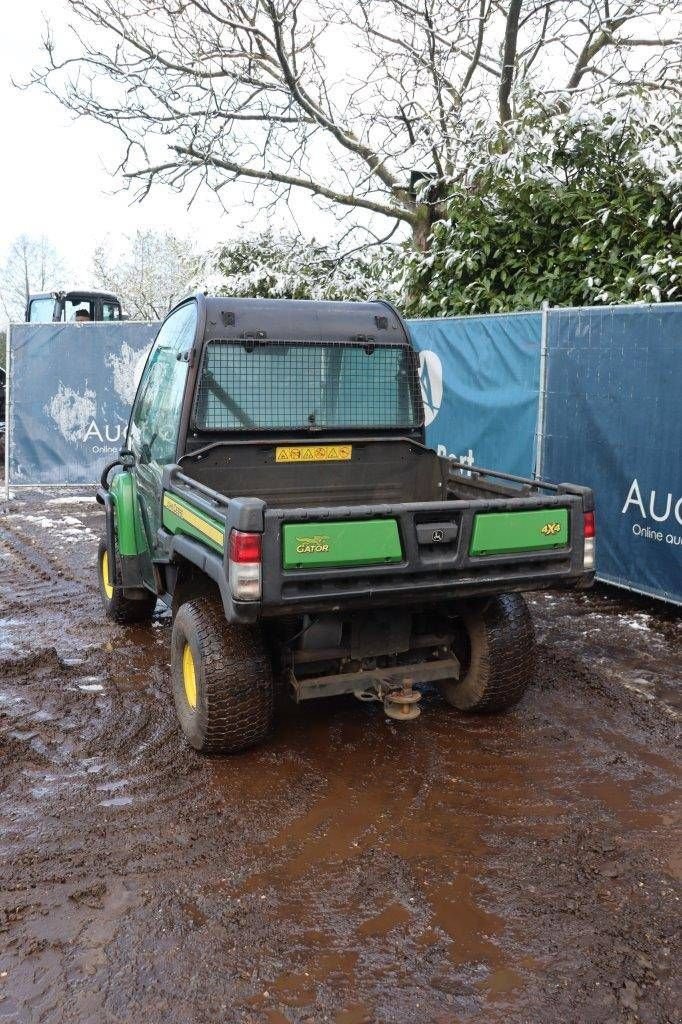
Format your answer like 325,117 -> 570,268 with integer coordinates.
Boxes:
163,493 -> 225,547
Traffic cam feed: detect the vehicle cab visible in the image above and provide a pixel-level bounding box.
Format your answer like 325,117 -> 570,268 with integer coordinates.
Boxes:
25,289 -> 123,323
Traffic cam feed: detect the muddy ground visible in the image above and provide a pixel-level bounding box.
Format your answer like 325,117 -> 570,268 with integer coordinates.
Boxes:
0,489 -> 679,1024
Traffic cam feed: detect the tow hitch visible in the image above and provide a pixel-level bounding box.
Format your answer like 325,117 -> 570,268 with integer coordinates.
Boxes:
288,657 -> 460,720
384,681 -> 422,722
354,677 -> 422,721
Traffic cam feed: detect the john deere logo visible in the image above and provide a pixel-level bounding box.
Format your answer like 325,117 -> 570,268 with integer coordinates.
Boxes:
541,522 -> 562,536
296,535 -> 330,554
432,529 -> 444,543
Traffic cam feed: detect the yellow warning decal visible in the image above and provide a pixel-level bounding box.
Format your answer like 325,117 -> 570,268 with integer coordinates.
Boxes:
275,445 -> 352,463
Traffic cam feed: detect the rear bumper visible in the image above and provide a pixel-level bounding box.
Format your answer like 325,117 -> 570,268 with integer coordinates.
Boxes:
261,572 -> 594,618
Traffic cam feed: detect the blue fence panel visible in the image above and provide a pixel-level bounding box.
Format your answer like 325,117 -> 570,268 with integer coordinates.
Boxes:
9,322 -> 158,485
9,309 -> 681,605
542,305 -> 682,604
408,313 -> 542,476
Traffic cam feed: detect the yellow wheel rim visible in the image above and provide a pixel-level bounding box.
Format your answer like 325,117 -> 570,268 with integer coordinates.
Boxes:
182,643 -> 198,710
102,550 -> 114,600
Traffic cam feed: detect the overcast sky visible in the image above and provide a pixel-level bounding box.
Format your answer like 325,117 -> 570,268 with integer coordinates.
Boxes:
0,0 -> 332,282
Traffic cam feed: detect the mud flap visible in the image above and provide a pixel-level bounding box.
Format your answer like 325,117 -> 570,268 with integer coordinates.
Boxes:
97,488 -> 117,590
108,470 -> 155,591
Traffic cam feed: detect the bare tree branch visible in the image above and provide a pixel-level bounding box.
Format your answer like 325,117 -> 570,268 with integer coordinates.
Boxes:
24,0 -> 680,251
160,144 -> 417,223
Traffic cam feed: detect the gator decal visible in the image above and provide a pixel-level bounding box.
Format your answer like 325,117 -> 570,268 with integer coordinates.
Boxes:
295,534 -> 330,554
275,445 -> 352,463
162,492 -> 225,553
470,508 -> 569,556
283,519 -> 402,569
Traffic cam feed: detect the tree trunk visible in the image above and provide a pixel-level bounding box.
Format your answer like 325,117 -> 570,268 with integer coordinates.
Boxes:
411,188 -> 446,253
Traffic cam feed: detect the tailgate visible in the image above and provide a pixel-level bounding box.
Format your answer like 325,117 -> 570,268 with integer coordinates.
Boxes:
261,493 -> 588,613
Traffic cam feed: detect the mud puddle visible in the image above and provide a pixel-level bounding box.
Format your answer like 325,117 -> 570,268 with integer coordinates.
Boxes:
0,490 -> 680,1023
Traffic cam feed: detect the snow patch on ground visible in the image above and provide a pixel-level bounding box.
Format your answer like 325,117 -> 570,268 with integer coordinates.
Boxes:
60,527 -> 96,543
618,614 -> 652,632
8,514 -> 60,528
5,512 -> 96,541
46,496 -> 94,506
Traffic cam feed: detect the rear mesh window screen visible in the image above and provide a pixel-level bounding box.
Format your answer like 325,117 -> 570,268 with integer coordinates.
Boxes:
194,340 -> 423,431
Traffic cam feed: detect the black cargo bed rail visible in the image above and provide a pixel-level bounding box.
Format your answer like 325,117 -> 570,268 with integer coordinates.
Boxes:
448,457 -> 594,508
449,459 -> 558,491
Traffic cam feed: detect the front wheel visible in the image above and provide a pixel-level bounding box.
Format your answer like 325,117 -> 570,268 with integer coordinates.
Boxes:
171,597 -> 274,753
97,537 -> 157,624
439,593 -> 535,713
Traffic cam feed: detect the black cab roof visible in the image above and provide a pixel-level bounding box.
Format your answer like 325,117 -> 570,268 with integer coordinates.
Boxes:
29,289 -> 120,301
198,296 -> 412,348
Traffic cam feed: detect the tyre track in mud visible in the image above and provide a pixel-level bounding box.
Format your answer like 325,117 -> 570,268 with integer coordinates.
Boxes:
0,492 -> 680,1024
0,522 -> 81,611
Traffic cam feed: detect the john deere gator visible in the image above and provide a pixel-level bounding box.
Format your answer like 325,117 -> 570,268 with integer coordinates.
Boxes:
96,295 -> 595,753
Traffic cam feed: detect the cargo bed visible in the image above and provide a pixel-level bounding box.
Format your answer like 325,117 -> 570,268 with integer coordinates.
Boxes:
157,450 -> 594,621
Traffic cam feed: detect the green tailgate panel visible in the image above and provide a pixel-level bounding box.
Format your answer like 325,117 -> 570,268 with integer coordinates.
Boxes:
470,508 -> 569,556
283,519 -> 403,569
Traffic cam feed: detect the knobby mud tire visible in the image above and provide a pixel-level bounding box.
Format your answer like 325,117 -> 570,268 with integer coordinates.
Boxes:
439,592 -> 535,713
171,597 -> 274,754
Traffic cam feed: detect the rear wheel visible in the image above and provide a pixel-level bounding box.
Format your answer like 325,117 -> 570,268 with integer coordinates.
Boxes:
97,537 -> 156,624
439,593 -> 535,713
171,597 -> 274,753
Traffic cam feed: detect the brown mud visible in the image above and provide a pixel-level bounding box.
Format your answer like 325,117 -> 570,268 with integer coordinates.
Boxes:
0,490 -> 680,1024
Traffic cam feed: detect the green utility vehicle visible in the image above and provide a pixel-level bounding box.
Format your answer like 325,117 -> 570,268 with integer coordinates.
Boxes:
96,295 -> 595,753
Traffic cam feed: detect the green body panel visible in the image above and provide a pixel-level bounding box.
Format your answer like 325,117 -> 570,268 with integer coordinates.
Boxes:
470,508 -> 569,556
161,492 -> 225,555
283,519 -> 403,570
110,471 -> 148,557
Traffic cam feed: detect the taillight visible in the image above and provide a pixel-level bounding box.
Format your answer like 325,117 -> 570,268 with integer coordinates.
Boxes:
229,530 -> 262,563
583,511 -> 596,568
228,530 -> 262,600
583,511 -> 595,538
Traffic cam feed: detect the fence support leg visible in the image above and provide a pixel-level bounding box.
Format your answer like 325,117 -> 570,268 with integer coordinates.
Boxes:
533,301 -> 549,480
3,324 -> 10,501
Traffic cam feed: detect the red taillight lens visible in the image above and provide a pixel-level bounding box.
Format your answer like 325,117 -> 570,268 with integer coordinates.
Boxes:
229,530 -> 262,563
583,511 -> 596,538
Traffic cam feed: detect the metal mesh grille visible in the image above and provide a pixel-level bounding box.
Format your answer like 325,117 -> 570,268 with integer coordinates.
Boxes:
194,339 -> 423,432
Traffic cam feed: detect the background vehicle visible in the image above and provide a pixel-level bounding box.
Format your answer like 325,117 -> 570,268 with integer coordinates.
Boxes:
25,289 -> 123,322
96,295 -> 595,753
